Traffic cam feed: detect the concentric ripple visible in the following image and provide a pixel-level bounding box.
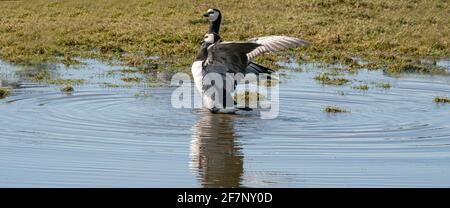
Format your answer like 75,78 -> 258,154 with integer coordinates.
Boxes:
1,60 -> 450,187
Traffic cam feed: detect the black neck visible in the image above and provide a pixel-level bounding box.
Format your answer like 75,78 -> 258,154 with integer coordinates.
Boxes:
209,15 -> 221,34
195,42 -> 211,61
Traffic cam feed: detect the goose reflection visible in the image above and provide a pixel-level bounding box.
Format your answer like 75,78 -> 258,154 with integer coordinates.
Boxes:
190,111 -> 244,188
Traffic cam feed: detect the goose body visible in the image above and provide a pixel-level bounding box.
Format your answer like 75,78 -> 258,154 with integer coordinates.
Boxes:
193,9 -> 310,113
191,60 -> 204,94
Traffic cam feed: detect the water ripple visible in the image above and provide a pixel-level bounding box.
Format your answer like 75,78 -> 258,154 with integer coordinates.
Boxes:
1,60 -> 450,187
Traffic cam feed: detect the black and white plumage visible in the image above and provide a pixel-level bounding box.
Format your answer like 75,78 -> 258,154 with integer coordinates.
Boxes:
192,33 -> 309,113
205,41 -> 261,75
193,9 -> 310,113
193,34 -> 259,112
246,36 -> 310,59
203,8 -> 221,34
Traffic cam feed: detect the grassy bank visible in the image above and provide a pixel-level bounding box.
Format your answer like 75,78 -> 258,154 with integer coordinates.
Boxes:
0,0 -> 449,73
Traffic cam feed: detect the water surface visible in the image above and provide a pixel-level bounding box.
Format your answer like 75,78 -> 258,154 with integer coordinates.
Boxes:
1,59 -> 450,187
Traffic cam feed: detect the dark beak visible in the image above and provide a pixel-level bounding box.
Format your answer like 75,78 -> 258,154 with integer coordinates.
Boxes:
202,12 -> 209,17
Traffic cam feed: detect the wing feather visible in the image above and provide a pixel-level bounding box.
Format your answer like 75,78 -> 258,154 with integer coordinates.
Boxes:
247,36 -> 310,60
205,42 -> 261,74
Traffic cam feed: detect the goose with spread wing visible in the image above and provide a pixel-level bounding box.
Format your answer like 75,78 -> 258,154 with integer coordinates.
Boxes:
192,32 -> 309,113
202,8 -> 310,74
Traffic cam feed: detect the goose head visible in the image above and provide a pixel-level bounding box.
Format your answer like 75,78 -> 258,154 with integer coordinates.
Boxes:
203,8 -> 221,34
203,8 -> 221,22
201,33 -> 221,45
196,33 -> 221,61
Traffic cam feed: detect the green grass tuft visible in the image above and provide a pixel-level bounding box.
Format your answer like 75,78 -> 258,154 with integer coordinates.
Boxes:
121,77 -> 142,83
434,96 -> 450,104
352,84 -> 369,91
386,62 -> 447,74
0,0 -> 447,72
324,106 -> 349,113
0,87 -> 11,99
48,79 -> 85,85
377,83 -> 391,89
314,73 -> 350,86
60,85 -> 74,93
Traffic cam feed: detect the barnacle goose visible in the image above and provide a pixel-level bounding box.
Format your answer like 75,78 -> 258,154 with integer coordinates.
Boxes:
193,9 -> 310,113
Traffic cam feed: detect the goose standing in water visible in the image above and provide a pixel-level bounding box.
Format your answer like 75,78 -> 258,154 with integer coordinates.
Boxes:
193,9 -> 310,113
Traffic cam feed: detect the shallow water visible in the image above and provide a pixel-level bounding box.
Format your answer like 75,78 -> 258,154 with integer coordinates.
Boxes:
1,59 -> 450,187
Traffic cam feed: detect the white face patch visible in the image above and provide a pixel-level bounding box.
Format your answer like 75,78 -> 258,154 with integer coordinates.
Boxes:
203,34 -> 215,44
207,10 -> 219,22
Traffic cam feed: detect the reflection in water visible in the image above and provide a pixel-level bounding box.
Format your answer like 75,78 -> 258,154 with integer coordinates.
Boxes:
190,111 -> 244,188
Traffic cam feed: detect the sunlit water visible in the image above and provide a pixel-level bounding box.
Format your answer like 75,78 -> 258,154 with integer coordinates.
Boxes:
1,59 -> 450,187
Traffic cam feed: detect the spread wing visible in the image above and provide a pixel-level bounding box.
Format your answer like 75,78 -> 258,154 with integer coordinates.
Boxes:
205,42 -> 261,74
246,36 -> 310,60
201,42 -> 261,108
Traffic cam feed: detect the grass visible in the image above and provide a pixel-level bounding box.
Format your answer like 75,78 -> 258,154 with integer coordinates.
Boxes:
134,91 -> 151,98
434,96 -> 450,103
29,70 -> 51,82
234,91 -> 265,106
352,84 -> 369,91
118,68 -> 140,74
0,87 -> 11,99
121,77 -> 142,83
47,79 -> 85,85
314,73 -> 350,86
324,106 -> 349,113
0,0 -> 448,73
100,82 -> 132,88
118,66 -> 157,74
377,82 -> 392,89
60,85 -> 74,93
259,79 -> 279,87
386,62 -> 447,74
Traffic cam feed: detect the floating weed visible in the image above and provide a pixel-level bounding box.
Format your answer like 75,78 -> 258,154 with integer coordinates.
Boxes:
121,77 -> 142,83
314,73 -> 350,86
134,91 -> 151,98
28,69 -> 85,85
434,96 -> 450,104
234,91 -> 266,107
386,63 -> 447,75
100,83 -> 121,88
324,70 -> 342,76
100,83 -> 132,88
118,68 -> 139,74
30,70 -> 51,82
259,79 -> 279,87
352,84 -> 369,91
47,79 -> 85,85
60,85 -> 74,93
377,83 -> 392,89
324,106 -> 349,113
0,87 -> 11,99
346,65 -> 362,73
